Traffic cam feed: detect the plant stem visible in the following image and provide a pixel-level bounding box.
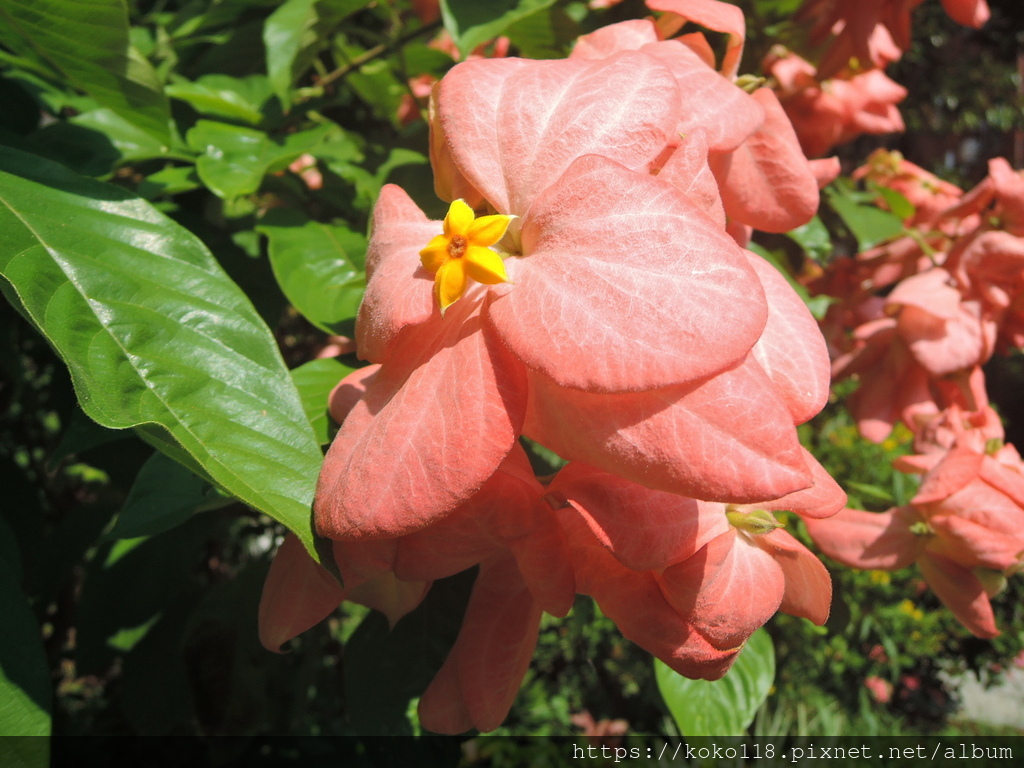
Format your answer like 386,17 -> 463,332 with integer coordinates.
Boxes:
317,19 -> 443,91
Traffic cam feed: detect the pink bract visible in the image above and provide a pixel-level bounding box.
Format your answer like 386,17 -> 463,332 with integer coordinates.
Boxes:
434,51 -> 682,217
548,458 -> 841,673
570,18 -> 821,233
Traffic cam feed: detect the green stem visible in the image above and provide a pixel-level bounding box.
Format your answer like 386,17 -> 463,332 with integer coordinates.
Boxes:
317,19 -> 443,91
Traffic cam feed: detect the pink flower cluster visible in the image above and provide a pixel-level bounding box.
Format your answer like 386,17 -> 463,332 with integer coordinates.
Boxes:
260,0 -> 844,733
818,151 -> 1024,442
764,48 -> 906,159
796,0 -> 989,80
806,151 -> 1024,637
763,0 -> 989,157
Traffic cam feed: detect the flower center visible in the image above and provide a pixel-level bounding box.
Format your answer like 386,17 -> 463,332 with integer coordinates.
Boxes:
448,235 -> 467,259
418,199 -> 515,314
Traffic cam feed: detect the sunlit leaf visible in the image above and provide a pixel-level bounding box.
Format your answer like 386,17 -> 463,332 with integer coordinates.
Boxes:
257,208 -> 367,333
187,119 -> 334,199
0,146 -> 322,557
826,183 -> 906,251
0,0 -> 171,143
70,108 -> 193,164
165,75 -> 273,125
264,0 -> 365,109
440,0 -> 557,58
876,186 -> 916,221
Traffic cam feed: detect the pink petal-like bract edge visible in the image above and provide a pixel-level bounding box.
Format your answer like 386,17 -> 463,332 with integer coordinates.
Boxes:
315,296 -> 526,539
418,556 -> 542,733
524,354 -> 812,503
919,554 -> 999,638
710,89 -> 820,233
258,534 -> 343,652
805,507 -> 920,570
437,52 -> 681,217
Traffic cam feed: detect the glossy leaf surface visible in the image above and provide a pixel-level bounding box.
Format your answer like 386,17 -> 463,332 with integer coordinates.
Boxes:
0,147 -> 322,556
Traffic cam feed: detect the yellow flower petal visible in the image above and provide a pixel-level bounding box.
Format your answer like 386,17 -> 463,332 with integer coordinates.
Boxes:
443,199 -> 475,237
466,214 -> 514,247
464,245 -> 510,285
435,258 -> 468,314
419,234 -> 451,273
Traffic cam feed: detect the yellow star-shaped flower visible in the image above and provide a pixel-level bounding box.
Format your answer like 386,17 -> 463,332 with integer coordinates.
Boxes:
419,199 -> 514,314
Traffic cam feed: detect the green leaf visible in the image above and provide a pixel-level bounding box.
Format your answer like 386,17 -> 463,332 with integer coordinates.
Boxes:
877,186 -> 916,221
0,74 -> 41,135
108,451 -> 231,539
23,121 -> 121,178
0,518 -> 51,745
165,75 -> 272,126
264,0 -> 365,109
168,0 -> 281,40
257,208 -> 367,333
137,166 -> 202,200
402,43 -> 457,78
75,513 -> 220,678
290,358 -> 356,445
0,146 -> 322,558
655,628 -> 775,736
70,108 -> 192,164
187,119 -> 334,199
505,3 -> 577,59
341,52 -> 408,128
0,738 -> 48,768
845,481 -> 895,504
825,183 -> 906,251
0,0 -> 171,143
785,215 -> 833,264
440,0 -> 557,57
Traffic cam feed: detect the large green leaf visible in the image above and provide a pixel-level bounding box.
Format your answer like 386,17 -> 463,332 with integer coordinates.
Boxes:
0,146 -> 322,557
440,0 -> 557,57
0,0 -> 171,143
257,208 -> 366,334
655,628 -> 776,736
264,0 -> 365,109
75,518 -> 214,676
0,519 -> 50,754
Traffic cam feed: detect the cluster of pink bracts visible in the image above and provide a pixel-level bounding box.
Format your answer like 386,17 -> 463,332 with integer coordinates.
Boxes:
259,1 -> 849,734
806,150 -> 1024,639
401,0 -> 989,160
765,0 -> 988,158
